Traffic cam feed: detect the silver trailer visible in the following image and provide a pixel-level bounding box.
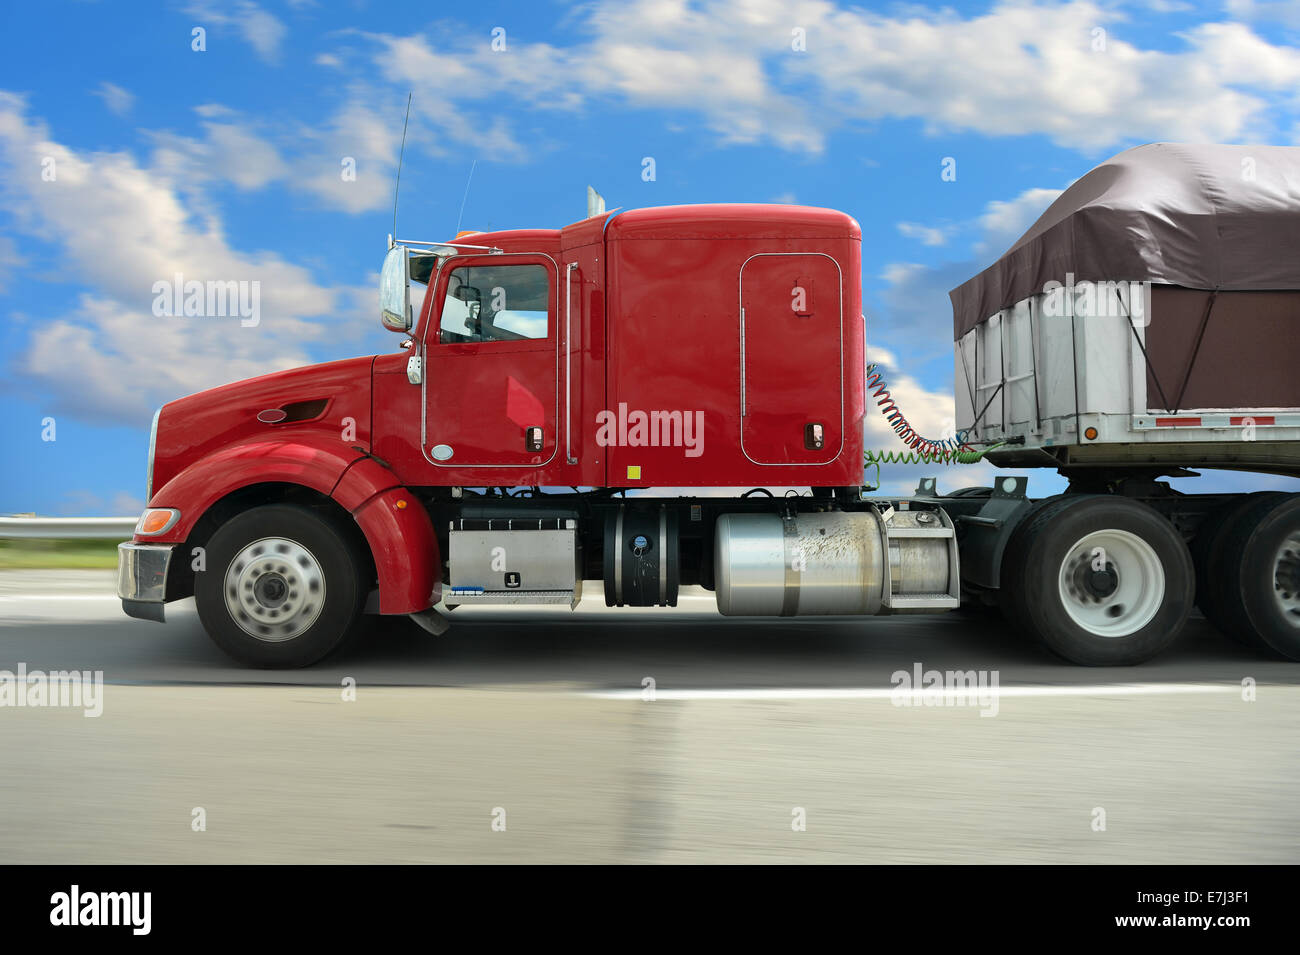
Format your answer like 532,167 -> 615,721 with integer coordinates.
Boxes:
933,143 -> 1300,664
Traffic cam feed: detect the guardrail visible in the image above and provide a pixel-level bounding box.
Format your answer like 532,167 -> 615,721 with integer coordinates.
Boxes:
0,517 -> 138,540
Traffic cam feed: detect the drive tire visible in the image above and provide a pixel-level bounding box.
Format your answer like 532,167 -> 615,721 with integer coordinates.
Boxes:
1001,495 -> 1193,665
1209,494 -> 1300,660
1196,492 -> 1287,648
998,494 -> 1072,636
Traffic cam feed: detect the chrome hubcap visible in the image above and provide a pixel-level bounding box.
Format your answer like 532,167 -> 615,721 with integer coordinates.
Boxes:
1272,531 -> 1300,629
223,537 -> 325,642
1058,529 -> 1164,637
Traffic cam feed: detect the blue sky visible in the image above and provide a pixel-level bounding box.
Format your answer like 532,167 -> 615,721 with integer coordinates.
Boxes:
3,0 -> 1300,514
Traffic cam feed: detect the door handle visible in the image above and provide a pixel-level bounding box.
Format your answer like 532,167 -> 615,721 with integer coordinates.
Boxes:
565,262 -> 578,464
525,426 -> 544,452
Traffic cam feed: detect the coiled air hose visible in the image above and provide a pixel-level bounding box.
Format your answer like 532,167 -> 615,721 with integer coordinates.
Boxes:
863,362 -> 1003,487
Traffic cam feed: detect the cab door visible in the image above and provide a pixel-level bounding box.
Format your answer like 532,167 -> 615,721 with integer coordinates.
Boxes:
739,252 -> 844,465
422,253 -> 559,469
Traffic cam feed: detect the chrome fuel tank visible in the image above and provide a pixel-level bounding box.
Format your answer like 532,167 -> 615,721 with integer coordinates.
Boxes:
713,508 -> 957,616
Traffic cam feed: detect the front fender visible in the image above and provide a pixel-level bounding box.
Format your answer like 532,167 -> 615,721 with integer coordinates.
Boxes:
145,438 -> 439,615
146,434 -> 365,542
335,456 -> 440,614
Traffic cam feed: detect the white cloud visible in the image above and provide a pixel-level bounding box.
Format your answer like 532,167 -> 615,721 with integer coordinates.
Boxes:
186,1 -> 287,63
328,0 -> 1300,163
101,2 -> 1300,216
976,187 -> 1064,257
91,82 -> 134,117
1225,0 -> 1300,27
897,221 -> 952,247
0,92 -> 380,424
148,119 -> 288,191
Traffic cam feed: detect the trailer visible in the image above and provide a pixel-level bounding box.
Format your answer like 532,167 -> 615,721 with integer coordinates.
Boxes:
117,144 -> 1300,667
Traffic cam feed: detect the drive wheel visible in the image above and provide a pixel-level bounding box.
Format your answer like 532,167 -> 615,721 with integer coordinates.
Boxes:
1002,495 -> 1193,665
1210,494 -> 1300,660
1196,492 -> 1287,647
195,504 -> 367,667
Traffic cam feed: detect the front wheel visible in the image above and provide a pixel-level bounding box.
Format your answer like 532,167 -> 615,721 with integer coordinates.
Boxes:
1001,495 -> 1194,665
195,504 -> 367,667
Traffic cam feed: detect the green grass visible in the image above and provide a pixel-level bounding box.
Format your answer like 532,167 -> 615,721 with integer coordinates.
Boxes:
0,538 -> 122,569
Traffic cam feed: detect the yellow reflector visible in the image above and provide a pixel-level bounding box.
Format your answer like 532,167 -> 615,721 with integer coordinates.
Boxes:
627,466 -> 642,480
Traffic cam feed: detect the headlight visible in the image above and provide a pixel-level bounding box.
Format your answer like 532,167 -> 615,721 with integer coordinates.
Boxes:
145,407 -> 161,500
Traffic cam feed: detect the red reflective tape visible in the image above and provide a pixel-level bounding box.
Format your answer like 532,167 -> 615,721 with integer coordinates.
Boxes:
1155,417 -> 1201,427
1231,415 -> 1275,425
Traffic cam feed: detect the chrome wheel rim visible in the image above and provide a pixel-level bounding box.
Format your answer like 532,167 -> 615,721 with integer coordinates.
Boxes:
1271,531 -> 1300,629
223,537 -> 325,642
1058,529 -> 1164,638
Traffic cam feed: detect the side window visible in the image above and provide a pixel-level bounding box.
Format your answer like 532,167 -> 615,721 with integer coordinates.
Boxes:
409,253 -> 437,328
439,264 -> 550,344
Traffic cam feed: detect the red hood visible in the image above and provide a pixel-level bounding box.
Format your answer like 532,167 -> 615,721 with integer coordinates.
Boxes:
149,356 -> 376,501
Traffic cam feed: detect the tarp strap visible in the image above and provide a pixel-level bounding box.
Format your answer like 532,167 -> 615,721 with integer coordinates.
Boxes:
1027,297 -> 1042,431
1114,287 -> 1174,414
969,381 -> 1005,435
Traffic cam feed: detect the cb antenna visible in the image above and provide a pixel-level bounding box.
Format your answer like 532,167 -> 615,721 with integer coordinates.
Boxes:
391,91 -> 412,242
455,159 -> 477,236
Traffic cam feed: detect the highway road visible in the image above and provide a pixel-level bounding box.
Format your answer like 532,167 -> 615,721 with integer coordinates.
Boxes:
2,570 -> 1298,863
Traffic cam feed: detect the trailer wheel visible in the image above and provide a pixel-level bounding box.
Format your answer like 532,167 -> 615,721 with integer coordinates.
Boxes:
1002,496 -> 1193,665
1209,494 -> 1300,660
195,504 -> 367,668
1195,492 -> 1287,648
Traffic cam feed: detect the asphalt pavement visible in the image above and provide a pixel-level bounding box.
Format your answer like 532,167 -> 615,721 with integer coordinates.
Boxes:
1,570 -> 1297,863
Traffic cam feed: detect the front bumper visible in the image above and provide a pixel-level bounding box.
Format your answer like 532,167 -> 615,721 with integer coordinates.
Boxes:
117,541 -> 175,622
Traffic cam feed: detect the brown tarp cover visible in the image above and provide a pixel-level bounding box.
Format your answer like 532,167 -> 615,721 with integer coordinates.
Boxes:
950,143 -> 1300,338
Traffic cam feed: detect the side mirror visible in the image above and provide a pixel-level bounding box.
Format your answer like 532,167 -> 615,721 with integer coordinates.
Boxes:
380,245 -> 412,332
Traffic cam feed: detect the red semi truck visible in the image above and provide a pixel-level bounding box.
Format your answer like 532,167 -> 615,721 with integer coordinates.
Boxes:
118,144 -> 1300,668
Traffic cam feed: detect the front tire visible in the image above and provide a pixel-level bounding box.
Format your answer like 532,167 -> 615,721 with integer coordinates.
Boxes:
1001,495 -> 1193,665
195,504 -> 367,667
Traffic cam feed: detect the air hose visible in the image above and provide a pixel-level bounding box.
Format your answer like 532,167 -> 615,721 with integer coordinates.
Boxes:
862,362 -> 1003,487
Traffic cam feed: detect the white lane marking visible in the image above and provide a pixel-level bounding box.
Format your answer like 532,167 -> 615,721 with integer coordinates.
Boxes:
583,684 -> 1241,701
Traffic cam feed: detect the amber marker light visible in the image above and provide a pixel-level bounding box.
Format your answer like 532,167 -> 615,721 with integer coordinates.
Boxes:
1084,426 -> 1099,440
135,508 -> 181,536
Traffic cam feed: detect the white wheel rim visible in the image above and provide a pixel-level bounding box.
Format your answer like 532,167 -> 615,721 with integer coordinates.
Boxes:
223,537 -> 326,642
1057,529 -> 1164,638
1271,531 -> 1300,630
